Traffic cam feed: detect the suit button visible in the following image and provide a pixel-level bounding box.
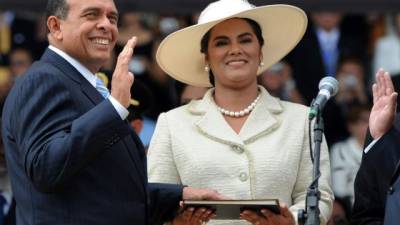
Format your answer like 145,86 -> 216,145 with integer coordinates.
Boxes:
232,145 -> 244,154
388,186 -> 395,195
239,172 -> 248,182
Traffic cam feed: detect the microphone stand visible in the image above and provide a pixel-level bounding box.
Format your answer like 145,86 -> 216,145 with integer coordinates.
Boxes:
298,103 -> 323,225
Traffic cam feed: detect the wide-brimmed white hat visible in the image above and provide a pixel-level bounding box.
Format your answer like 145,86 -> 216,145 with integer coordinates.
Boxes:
156,0 -> 307,87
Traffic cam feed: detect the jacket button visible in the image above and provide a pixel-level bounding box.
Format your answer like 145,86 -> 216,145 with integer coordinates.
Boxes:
232,145 -> 244,154
388,187 -> 395,195
239,172 -> 248,182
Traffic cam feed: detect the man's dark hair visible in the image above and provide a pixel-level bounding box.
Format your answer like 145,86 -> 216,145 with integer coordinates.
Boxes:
200,18 -> 264,86
46,0 -> 70,20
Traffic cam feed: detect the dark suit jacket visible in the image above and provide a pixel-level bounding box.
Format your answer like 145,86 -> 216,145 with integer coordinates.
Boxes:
352,117 -> 400,225
285,22 -> 367,105
4,198 -> 16,225
1,49 -> 182,225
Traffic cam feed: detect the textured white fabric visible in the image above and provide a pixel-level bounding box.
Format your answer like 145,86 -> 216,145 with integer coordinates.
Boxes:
330,137 -> 363,205
373,34 -> 400,77
147,86 -> 333,225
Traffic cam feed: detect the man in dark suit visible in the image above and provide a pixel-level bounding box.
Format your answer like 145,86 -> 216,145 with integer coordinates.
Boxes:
285,12 -> 368,146
1,0 -> 221,224
352,69 -> 399,225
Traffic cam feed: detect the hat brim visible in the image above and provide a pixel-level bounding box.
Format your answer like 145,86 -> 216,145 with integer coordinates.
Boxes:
156,4 -> 307,87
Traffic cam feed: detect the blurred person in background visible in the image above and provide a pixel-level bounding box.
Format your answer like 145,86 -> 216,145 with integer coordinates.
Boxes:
330,104 -> 370,208
143,38 -> 181,118
0,11 -> 36,62
321,57 -> 370,147
286,12 -> 367,105
116,12 -> 155,59
257,61 -> 305,104
373,13 -> 400,91
8,48 -> 33,78
0,68 -> 11,116
335,57 -> 369,114
175,81 -> 208,105
286,12 -> 367,146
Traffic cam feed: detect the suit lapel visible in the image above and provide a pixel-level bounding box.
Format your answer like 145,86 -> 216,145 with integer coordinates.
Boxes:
192,87 -> 282,145
238,87 -> 282,143
80,79 -> 104,105
41,48 -> 104,105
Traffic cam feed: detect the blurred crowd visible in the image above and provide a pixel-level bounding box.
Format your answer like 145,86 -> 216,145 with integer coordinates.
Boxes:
1,9 -> 400,225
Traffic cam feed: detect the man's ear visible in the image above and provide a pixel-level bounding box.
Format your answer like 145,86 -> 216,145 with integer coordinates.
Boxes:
47,16 -> 63,41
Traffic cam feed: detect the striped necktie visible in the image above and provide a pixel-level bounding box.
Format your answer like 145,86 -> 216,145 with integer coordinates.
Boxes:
95,76 -> 110,99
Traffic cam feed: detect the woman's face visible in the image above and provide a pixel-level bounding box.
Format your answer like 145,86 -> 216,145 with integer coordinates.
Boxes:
206,18 -> 262,88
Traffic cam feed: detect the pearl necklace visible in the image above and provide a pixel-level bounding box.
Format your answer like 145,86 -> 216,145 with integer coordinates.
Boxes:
216,94 -> 261,117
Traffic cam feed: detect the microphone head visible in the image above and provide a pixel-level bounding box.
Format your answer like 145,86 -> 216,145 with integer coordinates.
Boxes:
318,76 -> 339,96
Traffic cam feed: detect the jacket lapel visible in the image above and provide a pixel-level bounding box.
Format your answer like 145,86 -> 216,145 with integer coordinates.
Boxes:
80,80 -> 104,105
191,87 -> 282,145
41,48 -> 104,105
191,90 -> 244,146
238,87 -> 282,143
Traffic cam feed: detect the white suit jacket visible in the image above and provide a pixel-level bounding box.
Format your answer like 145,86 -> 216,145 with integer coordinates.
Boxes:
148,86 -> 333,225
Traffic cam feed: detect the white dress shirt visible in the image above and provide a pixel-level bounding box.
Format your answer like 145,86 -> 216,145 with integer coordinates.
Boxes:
48,45 -> 128,119
316,28 -> 340,53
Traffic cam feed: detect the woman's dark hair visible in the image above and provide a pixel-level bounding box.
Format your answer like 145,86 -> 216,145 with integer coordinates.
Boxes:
200,18 -> 264,86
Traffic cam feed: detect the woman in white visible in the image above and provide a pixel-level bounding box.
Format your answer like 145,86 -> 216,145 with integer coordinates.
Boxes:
147,0 -> 333,224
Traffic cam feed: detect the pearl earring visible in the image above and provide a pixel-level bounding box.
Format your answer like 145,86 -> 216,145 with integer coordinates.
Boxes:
259,61 -> 265,68
205,65 -> 210,72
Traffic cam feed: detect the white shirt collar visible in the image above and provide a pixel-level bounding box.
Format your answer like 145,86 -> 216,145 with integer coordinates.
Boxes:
48,45 -> 97,87
316,27 -> 340,51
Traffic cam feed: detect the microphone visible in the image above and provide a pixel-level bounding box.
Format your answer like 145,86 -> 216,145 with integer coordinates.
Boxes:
308,77 -> 339,120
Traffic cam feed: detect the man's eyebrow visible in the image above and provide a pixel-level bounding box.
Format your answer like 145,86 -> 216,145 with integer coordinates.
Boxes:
81,7 -> 119,18
81,7 -> 100,14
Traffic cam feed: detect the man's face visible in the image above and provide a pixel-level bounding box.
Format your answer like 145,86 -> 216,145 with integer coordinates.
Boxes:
312,12 -> 342,32
10,49 -> 32,77
56,0 -> 119,72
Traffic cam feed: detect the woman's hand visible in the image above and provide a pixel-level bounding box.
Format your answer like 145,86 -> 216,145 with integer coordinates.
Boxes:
240,203 -> 295,225
172,206 -> 215,225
